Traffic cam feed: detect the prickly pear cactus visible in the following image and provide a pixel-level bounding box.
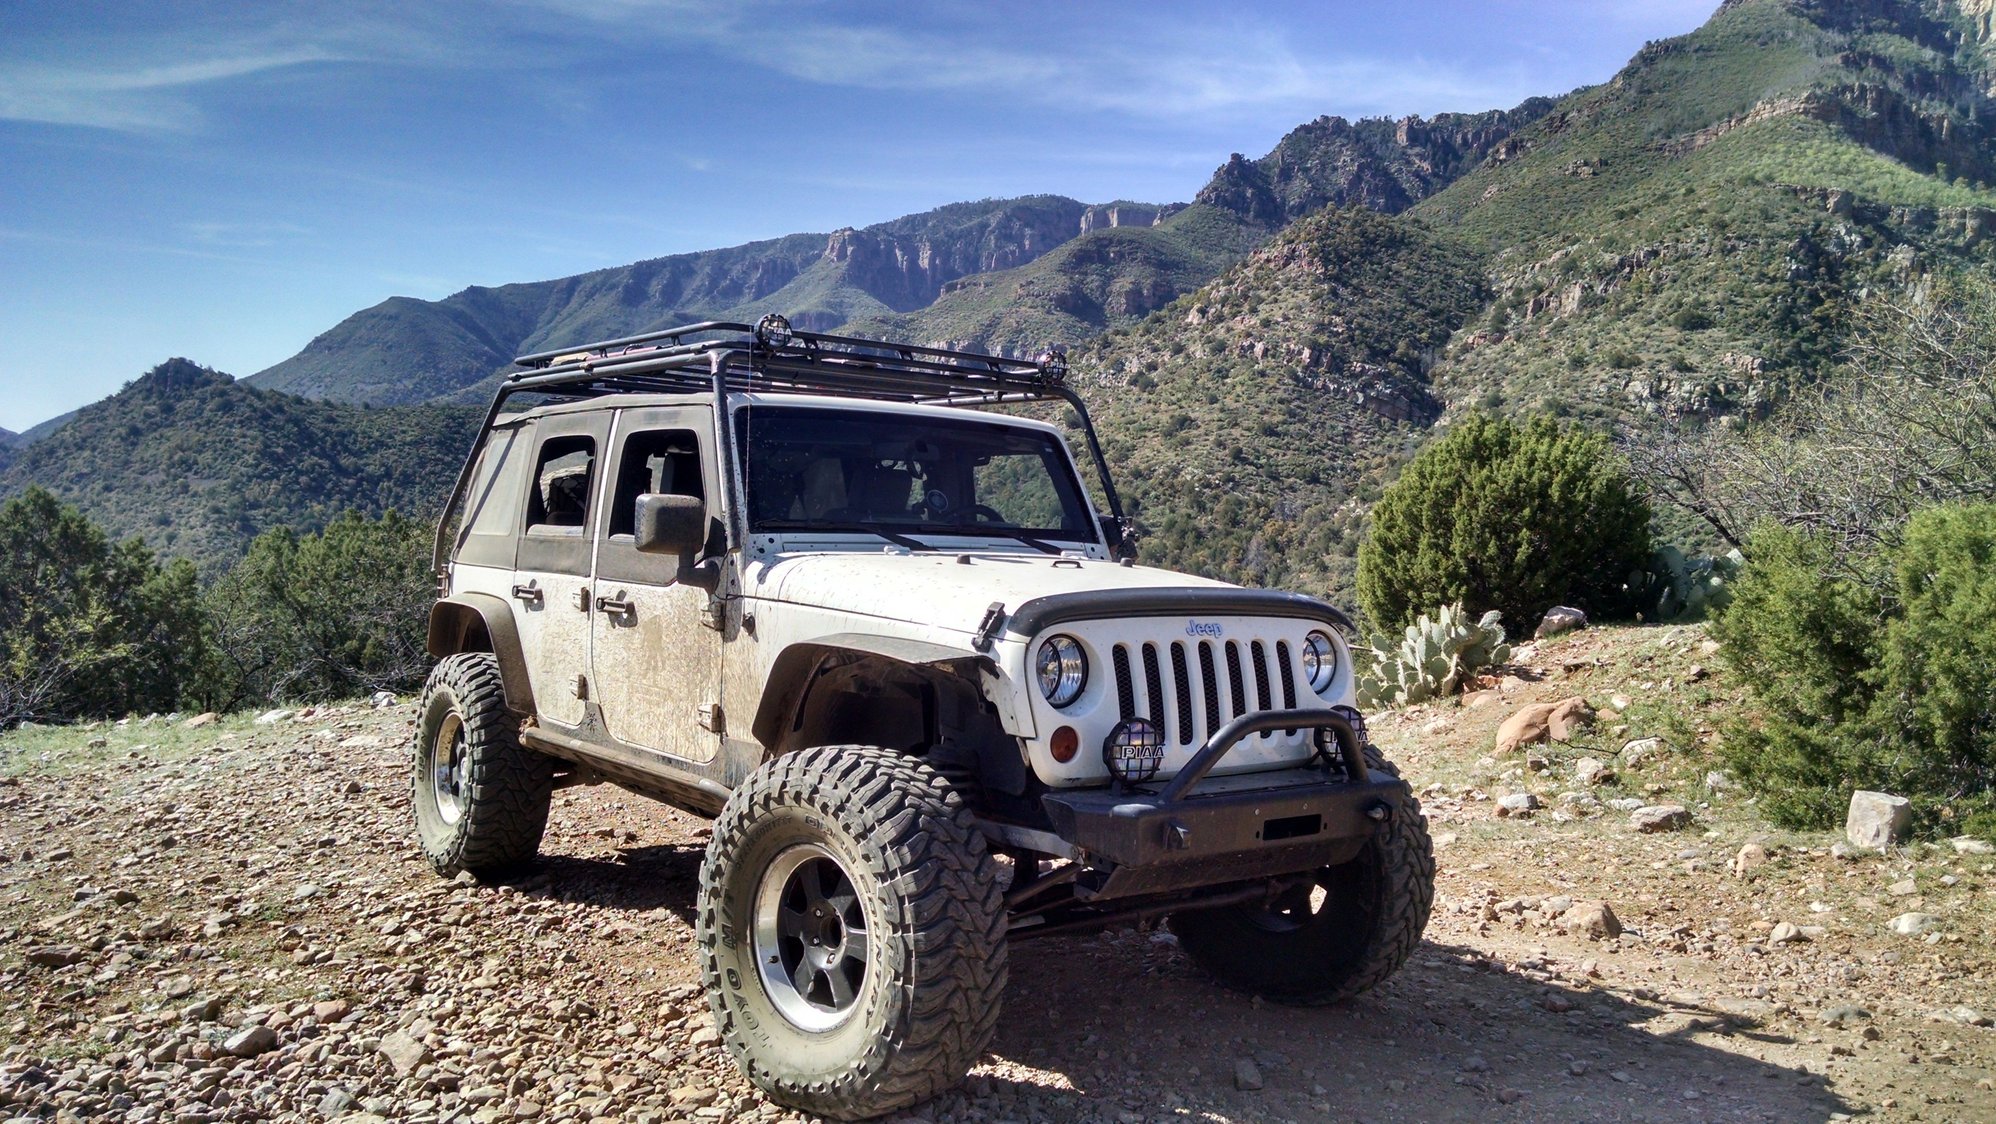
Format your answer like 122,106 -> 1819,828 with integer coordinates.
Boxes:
1627,547 -> 1743,622
1355,602 -> 1513,709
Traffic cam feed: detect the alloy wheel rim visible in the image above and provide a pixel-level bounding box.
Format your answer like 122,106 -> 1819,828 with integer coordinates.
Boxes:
753,842 -> 871,1032
430,714 -> 467,826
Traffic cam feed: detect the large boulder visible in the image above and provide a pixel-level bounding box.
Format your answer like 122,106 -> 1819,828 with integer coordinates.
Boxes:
1535,606 -> 1588,639
1547,696 -> 1595,741
1496,703 -> 1556,755
1846,790 -> 1912,851
1495,695 -> 1593,754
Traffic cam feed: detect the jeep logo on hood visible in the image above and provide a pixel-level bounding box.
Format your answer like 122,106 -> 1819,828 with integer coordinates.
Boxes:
1185,620 -> 1224,638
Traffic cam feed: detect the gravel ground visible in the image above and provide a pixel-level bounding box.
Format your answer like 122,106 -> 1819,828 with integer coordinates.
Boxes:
2,627 -> 1993,1123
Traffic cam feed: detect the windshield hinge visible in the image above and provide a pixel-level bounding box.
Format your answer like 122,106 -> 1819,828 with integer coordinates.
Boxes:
972,602 -> 1007,652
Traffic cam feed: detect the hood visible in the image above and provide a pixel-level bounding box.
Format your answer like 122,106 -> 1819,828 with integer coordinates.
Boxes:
749,550 -> 1235,636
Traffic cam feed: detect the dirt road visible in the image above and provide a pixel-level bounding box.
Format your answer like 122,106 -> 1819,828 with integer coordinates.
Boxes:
2,626 -> 1992,1122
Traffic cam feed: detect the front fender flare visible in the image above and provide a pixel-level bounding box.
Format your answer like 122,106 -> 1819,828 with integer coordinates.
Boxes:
426,594 -> 535,717
749,633 -> 996,750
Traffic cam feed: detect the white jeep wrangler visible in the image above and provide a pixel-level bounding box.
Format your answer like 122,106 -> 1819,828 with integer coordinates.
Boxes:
416,316 -> 1433,1120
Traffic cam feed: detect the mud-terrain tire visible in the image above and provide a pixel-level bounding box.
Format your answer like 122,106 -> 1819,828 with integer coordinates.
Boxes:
697,746 -> 1007,1121
1169,746 -> 1433,1005
412,653 -> 553,879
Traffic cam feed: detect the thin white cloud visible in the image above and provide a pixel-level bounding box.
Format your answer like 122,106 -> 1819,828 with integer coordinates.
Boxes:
0,1 -> 1708,136
0,47 -> 341,131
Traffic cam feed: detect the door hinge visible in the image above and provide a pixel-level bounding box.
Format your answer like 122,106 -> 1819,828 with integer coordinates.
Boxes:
702,595 -> 727,631
698,703 -> 725,734
572,673 -> 589,700
573,586 -> 592,612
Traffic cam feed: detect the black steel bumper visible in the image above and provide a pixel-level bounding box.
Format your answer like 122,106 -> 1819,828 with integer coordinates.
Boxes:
1038,709 -> 1403,899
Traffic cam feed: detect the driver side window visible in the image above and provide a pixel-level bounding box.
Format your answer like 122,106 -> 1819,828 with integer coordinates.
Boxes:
608,429 -> 704,540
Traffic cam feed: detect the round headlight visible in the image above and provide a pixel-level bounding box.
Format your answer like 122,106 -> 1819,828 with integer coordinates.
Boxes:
1035,635 -> 1087,708
1301,630 -> 1338,694
1102,718 -> 1164,784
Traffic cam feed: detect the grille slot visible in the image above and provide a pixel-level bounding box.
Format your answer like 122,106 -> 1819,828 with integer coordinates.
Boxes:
1198,641 -> 1221,739
1250,641 -> 1273,738
1224,641 -> 1246,718
1112,644 -> 1135,721
1276,640 -> 1297,734
1170,642 -> 1194,745
1141,643 -> 1166,737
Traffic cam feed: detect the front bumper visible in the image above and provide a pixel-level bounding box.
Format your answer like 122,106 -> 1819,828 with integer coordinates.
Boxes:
1037,708 -> 1404,900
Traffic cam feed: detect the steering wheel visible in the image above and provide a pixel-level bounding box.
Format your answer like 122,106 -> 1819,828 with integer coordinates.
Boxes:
962,504 -> 1006,524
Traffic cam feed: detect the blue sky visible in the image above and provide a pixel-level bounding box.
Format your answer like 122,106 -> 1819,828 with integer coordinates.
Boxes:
0,0 -> 1718,432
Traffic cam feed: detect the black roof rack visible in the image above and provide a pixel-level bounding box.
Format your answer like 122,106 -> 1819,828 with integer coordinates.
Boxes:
432,315 -> 1127,574
504,315 -> 1070,408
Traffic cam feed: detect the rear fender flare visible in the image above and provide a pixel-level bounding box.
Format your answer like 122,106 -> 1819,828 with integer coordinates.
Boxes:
426,594 -> 535,717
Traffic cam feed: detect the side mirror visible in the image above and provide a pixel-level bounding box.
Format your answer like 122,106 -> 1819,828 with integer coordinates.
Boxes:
634,493 -> 707,557
1099,513 -> 1136,561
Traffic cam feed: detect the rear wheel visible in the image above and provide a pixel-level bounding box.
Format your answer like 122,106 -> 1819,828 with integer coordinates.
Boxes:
1169,747 -> 1433,1004
697,746 -> 1006,1120
412,653 -> 553,879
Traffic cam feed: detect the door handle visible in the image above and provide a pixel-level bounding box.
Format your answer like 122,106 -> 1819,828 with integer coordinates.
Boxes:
510,583 -> 544,606
595,595 -> 635,619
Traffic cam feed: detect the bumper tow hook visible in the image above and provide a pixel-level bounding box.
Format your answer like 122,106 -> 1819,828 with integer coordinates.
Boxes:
1365,801 -> 1392,822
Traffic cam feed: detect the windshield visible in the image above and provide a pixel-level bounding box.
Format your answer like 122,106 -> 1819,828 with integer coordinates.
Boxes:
740,405 -> 1096,542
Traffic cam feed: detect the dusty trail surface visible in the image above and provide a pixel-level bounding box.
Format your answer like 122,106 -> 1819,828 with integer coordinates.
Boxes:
1,626 -> 1992,1122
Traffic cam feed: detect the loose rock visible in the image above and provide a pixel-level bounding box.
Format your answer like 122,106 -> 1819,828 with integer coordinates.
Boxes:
1888,912 -> 1939,936
1558,900 -> 1622,940
1535,605 -> 1588,639
223,1024 -> 278,1057
1846,790 -> 1912,850
1630,804 -> 1692,833
378,1030 -> 432,1076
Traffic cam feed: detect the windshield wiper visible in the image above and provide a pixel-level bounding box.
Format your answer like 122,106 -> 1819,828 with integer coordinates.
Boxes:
935,526 -> 1063,555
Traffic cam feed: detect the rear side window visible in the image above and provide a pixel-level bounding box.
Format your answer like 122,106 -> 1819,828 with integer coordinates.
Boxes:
525,435 -> 596,533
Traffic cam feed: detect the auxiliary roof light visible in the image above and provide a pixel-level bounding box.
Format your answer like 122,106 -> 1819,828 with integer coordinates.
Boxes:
755,313 -> 795,348
1037,345 -> 1068,382
1103,718 -> 1164,785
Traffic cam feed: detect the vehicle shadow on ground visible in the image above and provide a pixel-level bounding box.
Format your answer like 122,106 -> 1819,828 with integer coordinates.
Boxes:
943,934 -> 1858,1124
510,843 -> 706,926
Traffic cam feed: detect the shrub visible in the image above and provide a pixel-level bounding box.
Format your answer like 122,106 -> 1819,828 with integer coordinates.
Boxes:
1718,505 -> 1996,835
1355,413 -> 1653,631
200,511 -> 435,708
0,488 -> 204,727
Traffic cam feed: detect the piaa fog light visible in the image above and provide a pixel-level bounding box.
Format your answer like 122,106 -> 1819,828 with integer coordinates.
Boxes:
1102,718 -> 1164,784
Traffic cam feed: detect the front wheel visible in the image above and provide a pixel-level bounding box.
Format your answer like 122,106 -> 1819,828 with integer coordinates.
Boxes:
697,746 -> 1006,1120
1169,747 -> 1434,1004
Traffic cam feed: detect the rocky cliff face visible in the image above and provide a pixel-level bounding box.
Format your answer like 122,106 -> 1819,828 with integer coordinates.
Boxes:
1193,100 -> 1557,225
818,197 -> 1091,312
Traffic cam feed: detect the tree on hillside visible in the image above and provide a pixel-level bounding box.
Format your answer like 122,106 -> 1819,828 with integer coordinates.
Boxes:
1626,278 -> 1996,564
200,511 -> 434,708
1355,413 -> 1652,631
0,488 -> 203,727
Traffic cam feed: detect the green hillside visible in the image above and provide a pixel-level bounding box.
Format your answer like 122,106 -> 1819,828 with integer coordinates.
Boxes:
237,106 -> 1543,411
1066,0 -> 1996,599
1417,0 -> 1996,421
0,360 -> 478,571
1070,206 -> 1486,597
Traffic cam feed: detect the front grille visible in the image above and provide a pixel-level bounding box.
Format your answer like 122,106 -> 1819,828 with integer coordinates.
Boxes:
1109,629 -> 1310,758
